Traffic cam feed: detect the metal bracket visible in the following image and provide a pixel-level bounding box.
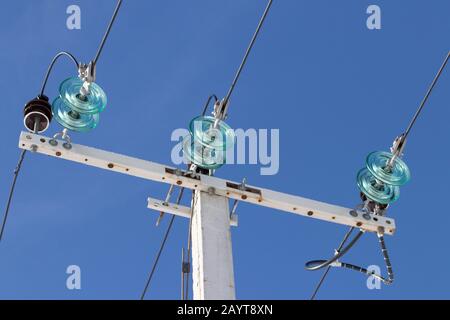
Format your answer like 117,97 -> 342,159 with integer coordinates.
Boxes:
78,61 -> 96,96
147,197 -> 239,227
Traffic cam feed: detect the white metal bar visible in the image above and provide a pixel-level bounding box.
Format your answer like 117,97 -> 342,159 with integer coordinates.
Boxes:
147,197 -> 238,227
19,132 -> 396,235
191,191 -> 236,300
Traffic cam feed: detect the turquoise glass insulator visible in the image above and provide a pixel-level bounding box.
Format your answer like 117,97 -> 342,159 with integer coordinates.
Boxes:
52,98 -> 100,132
366,151 -> 411,186
357,168 -> 400,205
188,116 -> 236,150
182,135 -> 226,170
59,77 -> 107,115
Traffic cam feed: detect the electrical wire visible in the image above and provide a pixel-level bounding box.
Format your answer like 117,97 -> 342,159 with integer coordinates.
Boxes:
140,187 -> 185,300
308,230 -> 395,299
0,150 -> 27,243
403,51 -> 450,141
0,118 -> 42,243
40,51 -> 79,96
309,227 -> 355,300
306,229 -> 364,272
202,94 -> 219,116
223,0 -> 273,106
93,0 -> 123,65
328,234 -> 394,285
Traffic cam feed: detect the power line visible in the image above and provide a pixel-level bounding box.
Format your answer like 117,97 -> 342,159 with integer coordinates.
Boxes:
223,0 -> 273,106
140,187 -> 185,300
1,119 -> 42,243
309,227 -> 356,300
93,0 -> 123,65
403,51 -> 450,141
0,150 -> 27,243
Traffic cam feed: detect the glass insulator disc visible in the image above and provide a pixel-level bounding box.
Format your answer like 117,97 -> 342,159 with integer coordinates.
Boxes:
366,151 -> 411,186
188,116 -> 235,150
357,168 -> 400,205
59,77 -> 107,115
182,135 -> 225,170
52,98 -> 99,132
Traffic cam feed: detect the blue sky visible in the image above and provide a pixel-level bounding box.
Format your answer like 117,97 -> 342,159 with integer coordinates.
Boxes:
1,0 -> 450,300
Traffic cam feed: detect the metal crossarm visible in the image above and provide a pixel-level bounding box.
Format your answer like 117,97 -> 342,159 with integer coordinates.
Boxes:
19,132 -> 396,235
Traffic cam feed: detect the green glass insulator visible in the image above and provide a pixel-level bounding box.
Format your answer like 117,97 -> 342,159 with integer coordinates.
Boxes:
59,77 -> 107,115
357,168 -> 400,205
366,151 -> 411,186
52,98 -> 99,132
182,135 -> 226,170
188,116 -> 235,150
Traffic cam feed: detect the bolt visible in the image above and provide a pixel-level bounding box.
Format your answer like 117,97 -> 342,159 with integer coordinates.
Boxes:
63,143 -> 72,150
363,213 -> 371,220
49,139 -> 58,146
30,144 -> 38,152
349,210 -> 358,217
208,187 -> 215,195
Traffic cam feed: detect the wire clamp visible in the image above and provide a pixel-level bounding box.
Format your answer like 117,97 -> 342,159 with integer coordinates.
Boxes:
212,98 -> 230,121
78,61 -> 97,96
49,129 -> 72,150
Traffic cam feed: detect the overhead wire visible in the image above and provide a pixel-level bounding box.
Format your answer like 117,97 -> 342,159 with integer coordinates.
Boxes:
141,187 -> 185,300
93,0 -> 123,65
310,227 -> 355,300
0,120 -> 41,243
223,0 -> 273,107
403,51 -> 450,141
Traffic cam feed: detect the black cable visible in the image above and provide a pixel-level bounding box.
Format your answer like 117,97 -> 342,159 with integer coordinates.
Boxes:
202,94 -> 219,116
223,0 -> 273,106
305,229 -> 364,272
331,234 -> 394,285
40,51 -> 79,96
403,51 -> 450,141
140,187 -> 185,300
0,150 -> 27,243
93,0 -> 123,65
309,227 -> 355,300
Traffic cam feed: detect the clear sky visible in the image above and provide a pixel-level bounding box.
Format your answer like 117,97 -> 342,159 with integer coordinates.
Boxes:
0,0 -> 449,300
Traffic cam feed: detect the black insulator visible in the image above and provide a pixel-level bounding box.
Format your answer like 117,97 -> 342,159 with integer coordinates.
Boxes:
23,95 -> 53,133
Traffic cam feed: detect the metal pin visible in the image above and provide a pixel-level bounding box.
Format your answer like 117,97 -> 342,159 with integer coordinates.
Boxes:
156,185 -> 175,226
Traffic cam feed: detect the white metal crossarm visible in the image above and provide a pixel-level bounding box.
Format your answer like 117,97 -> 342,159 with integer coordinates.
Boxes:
18,131 -> 396,235
147,197 -> 239,227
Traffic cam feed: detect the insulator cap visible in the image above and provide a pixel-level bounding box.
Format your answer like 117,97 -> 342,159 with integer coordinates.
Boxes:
23,95 -> 52,133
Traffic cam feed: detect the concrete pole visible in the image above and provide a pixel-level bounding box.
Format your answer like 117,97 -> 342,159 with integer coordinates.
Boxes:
191,190 -> 236,300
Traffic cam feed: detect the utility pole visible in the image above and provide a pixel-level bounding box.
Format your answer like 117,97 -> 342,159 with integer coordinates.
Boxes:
191,191 -> 235,300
